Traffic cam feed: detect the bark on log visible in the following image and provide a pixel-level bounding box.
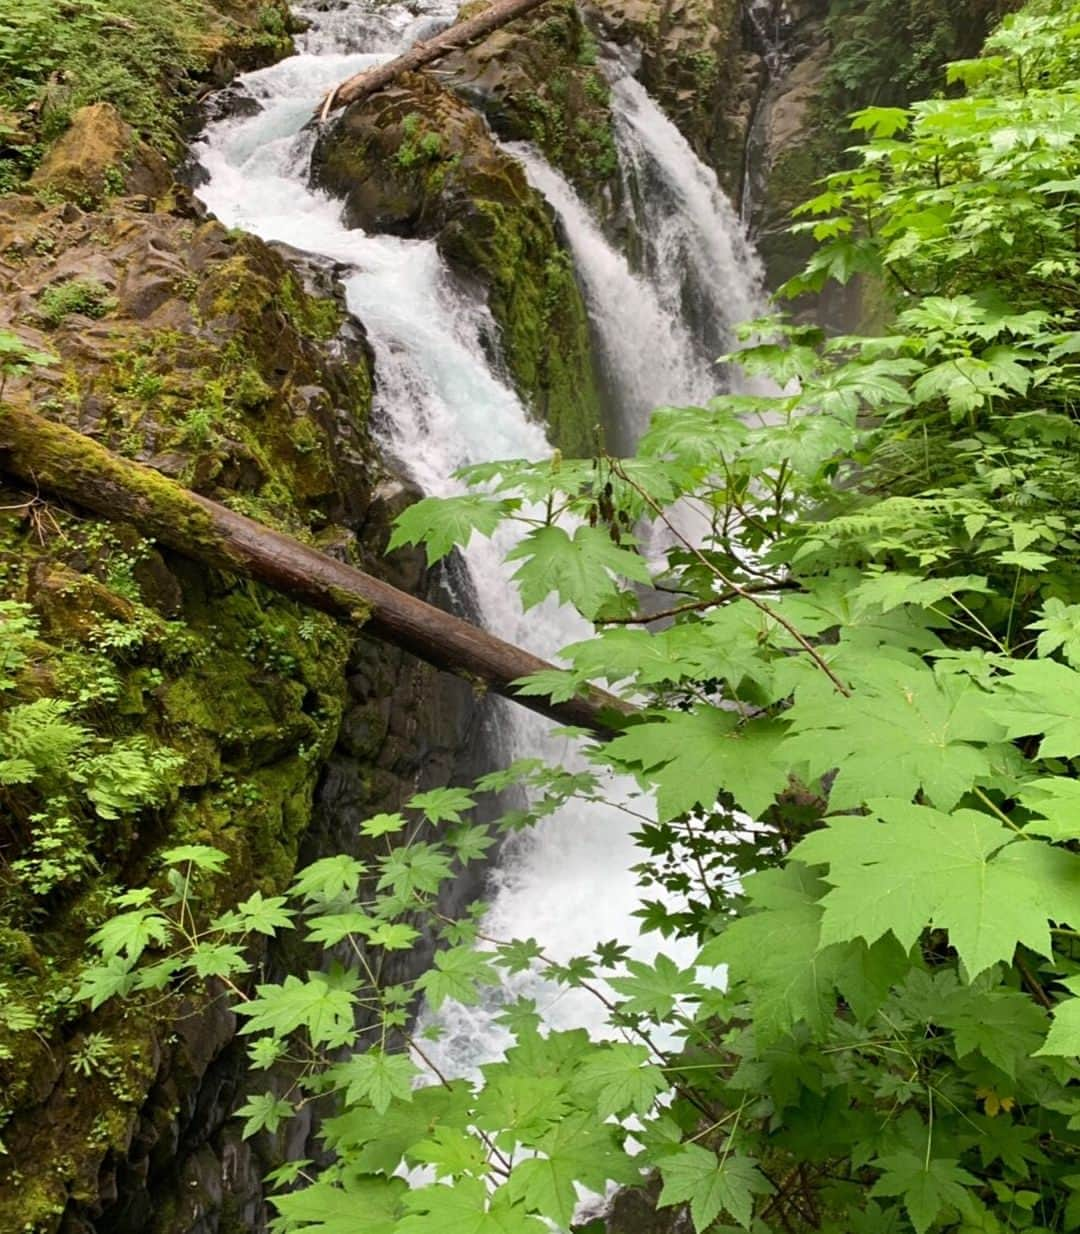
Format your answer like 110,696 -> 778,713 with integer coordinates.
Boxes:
0,406 -> 634,737
315,0 -> 553,121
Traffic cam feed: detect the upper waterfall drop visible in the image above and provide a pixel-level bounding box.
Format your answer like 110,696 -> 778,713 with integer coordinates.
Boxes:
611,73 -> 767,362
506,142 -> 715,447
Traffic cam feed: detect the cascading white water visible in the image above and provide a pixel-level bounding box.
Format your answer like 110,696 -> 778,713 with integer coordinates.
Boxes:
507,143 -> 715,442
194,0 -> 764,1077
612,74 -> 766,359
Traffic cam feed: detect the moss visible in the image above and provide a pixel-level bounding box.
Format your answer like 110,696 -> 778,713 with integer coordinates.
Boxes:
0,197 -> 375,1229
37,279 -> 116,327
0,0 -> 294,192
0,499 -> 352,1230
278,272 -> 345,343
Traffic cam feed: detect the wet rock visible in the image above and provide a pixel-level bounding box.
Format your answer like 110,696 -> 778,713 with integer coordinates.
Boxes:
438,0 -> 620,211
587,0 -> 745,193
311,72 -> 603,454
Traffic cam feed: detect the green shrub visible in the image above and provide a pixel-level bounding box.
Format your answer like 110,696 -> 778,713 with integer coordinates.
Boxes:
38,280 -> 116,327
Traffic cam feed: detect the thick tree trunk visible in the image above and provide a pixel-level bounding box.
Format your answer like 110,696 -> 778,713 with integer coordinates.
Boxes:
315,0 -> 552,121
0,406 -> 633,737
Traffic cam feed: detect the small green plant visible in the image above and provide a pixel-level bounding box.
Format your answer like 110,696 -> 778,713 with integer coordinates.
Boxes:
395,113 -> 445,169
0,330 -> 56,397
37,280 -> 116,328
70,1033 -> 113,1078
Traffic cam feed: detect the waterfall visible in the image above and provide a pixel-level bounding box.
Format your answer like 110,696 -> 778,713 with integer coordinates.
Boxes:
612,74 -> 766,359
194,0 -> 764,1079
506,143 -> 715,448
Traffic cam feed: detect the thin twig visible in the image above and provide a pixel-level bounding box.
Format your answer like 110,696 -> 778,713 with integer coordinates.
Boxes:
597,578 -> 797,626
1015,952 -> 1054,1011
608,459 -> 851,696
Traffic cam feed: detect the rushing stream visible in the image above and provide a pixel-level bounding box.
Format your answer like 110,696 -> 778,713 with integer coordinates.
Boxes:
195,0 -> 764,1079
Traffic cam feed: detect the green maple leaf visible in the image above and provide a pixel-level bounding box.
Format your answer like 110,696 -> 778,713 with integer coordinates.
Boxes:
937,987 -> 1048,1078
700,864 -> 846,1038
235,1091 -> 293,1138
76,956 -> 138,1009
507,1114 -> 637,1227
1018,777 -> 1080,840
236,972 -> 357,1047
400,1180 -> 547,1234
389,494 -> 514,564
326,1082 -> 473,1174
409,1126 -> 491,1179
784,663 -> 1003,810
361,812 -> 407,837
997,660 -> 1080,756
794,799 -> 1080,975
473,1071 -> 571,1137
228,891 -> 295,935
90,909 -> 173,961
185,942 -> 249,979
415,946 -> 499,1009
445,823 -> 496,863
638,402 -> 748,464
290,855 -> 366,904
326,1049 -> 418,1113
409,786 -> 477,823
606,709 -> 788,821
871,1153 -> 978,1234
368,921 -> 421,950
377,842 -> 454,899
850,105 -> 912,138
160,844 -> 228,872
851,573 -> 990,615
971,1114 -> 1046,1173
1035,985 -> 1080,1058
1030,598 -> 1080,667
304,911 -> 379,946
608,953 -> 699,1020
657,1144 -> 773,1231
506,525 -> 651,618
575,1043 -> 667,1117
271,1176 -> 406,1234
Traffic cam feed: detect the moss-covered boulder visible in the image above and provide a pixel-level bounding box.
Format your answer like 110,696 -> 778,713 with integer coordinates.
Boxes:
28,102 -> 171,209
311,72 -> 604,455
0,0 -> 295,196
439,0 -> 619,210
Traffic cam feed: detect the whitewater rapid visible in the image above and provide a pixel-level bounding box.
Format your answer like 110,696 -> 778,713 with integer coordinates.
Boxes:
195,0 -> 764,1074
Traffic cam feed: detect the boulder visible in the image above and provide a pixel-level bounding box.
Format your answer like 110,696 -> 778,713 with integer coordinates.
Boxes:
312,73 -> 604,455
28,103 -> 170,208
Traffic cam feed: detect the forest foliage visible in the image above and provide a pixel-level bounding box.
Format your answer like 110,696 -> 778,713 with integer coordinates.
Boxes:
54,1 -> 1080,1231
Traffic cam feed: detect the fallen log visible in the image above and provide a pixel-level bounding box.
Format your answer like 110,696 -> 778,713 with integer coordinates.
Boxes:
314,0 -> 553,122
0,405 -> 633,737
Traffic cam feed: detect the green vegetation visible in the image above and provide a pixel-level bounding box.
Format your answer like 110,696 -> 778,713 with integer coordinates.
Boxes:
0,0 -> 292,191
65,3 -> 1080,1233
37,279 -> 116,327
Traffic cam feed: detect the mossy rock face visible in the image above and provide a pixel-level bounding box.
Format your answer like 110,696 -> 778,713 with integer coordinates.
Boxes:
439,0 -> 619,210
0,195 -> 375,532
0,190 -> 380,1231
0,0 -> 294,197
311,73 -> 604,456
28,102 -> 172,210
